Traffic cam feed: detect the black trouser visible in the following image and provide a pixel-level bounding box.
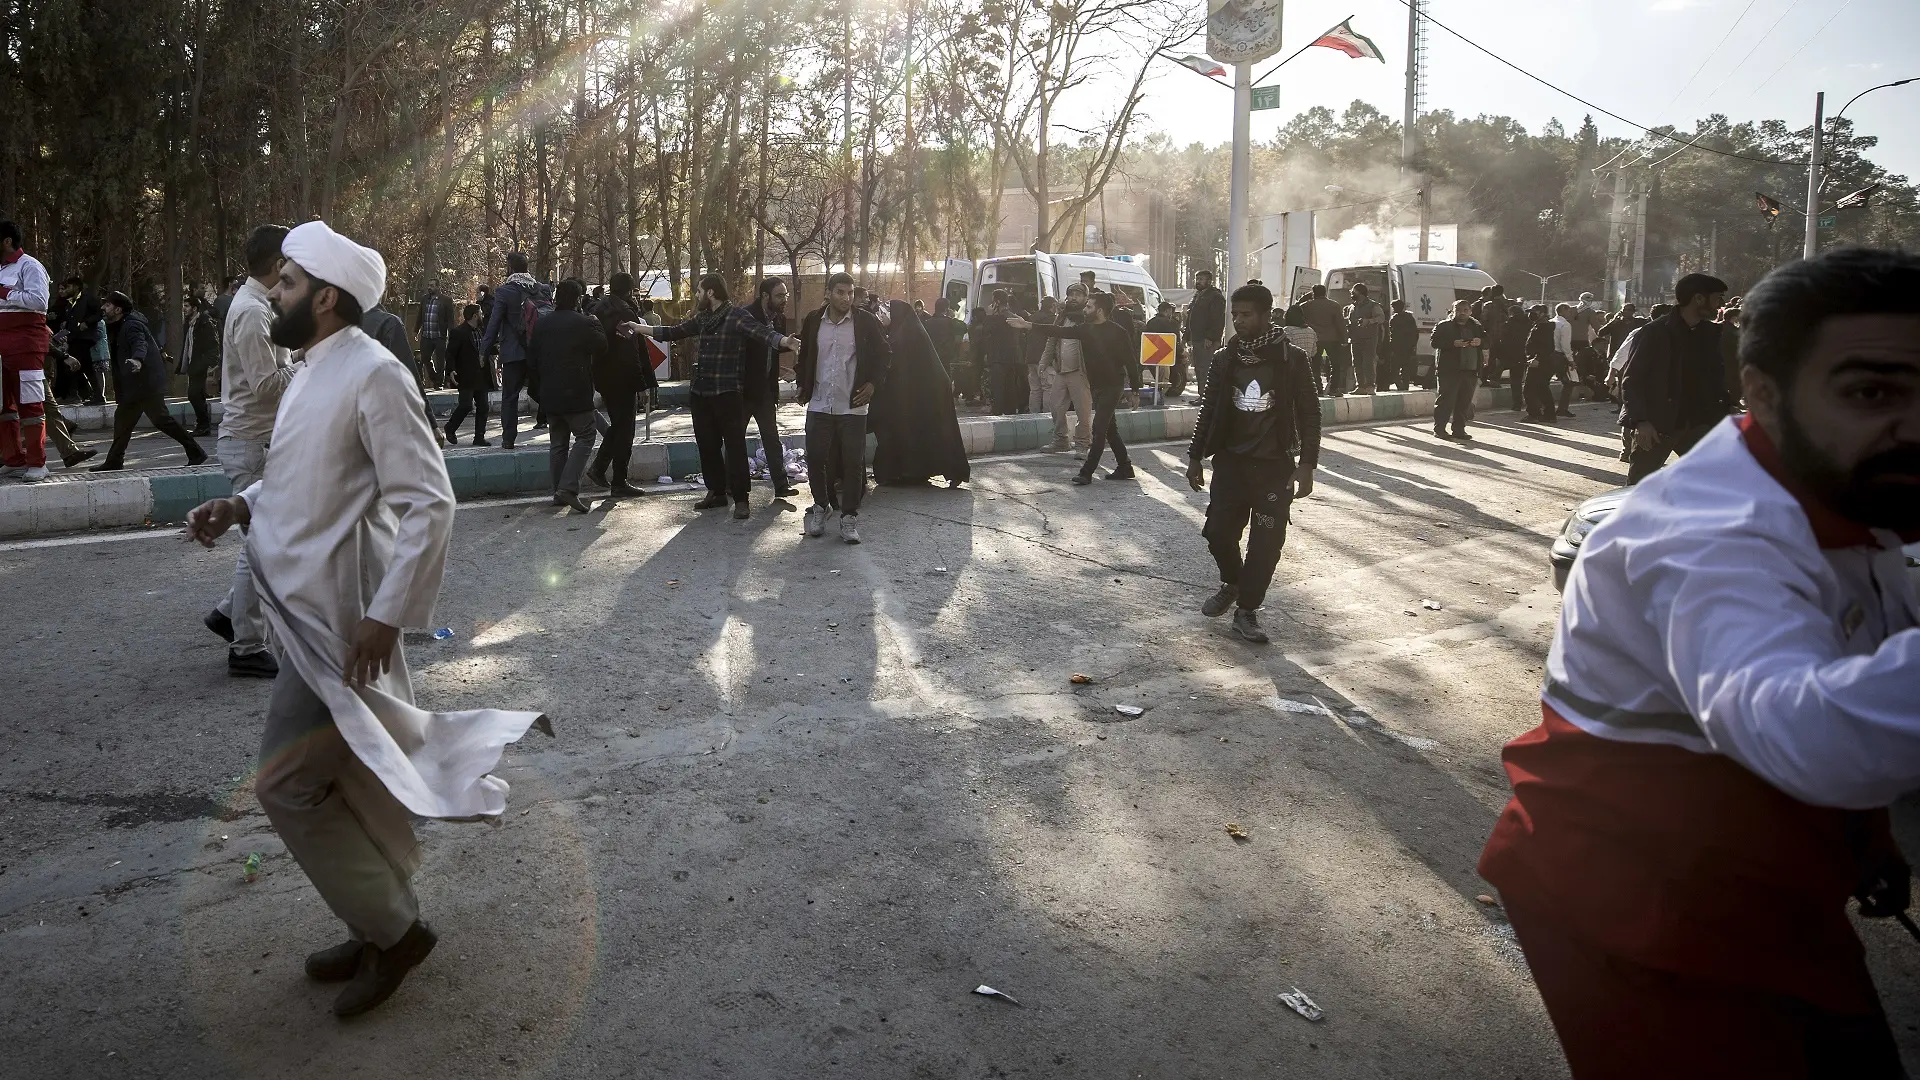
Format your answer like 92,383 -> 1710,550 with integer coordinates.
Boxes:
1434,367 -> 1476,434
1081,385 -> 1132,478
805,410 -> 867,514
419,336 -> 447,388
1189,337 -> 1220,397
1312,344 -> 1347,395
500,360 -> 529,447
1524,354 -> 1575,417
990,363 -> 1027,415
744,390 -> 790,491
1203,452 -> 1294,610
1492,353 -> 1525,409
1379,349 -> 1414,390
591,387 -> 637,485
187,356 -> 214,430
689,390 -> 751,502
102,393 -> 203,467
445,382 -> 490,443
1626,420 -> 1715,484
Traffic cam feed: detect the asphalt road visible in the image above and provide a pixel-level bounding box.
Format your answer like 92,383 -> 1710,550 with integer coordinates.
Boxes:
4,403 -> 1915,1079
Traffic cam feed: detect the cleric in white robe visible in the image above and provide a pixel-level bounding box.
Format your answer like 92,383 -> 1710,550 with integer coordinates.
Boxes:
186,219 -> 546,1019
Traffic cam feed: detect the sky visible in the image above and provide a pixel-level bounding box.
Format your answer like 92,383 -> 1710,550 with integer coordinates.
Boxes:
1069,0 -> 1920,182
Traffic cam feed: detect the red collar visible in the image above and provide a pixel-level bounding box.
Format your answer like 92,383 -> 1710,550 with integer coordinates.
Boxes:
0,248 -> 22,266
1739,414 -> 1915,548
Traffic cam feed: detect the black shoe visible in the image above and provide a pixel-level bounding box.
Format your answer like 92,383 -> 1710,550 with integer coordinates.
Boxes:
1201,584 -> 1238,618
305,939 -> 367,983
531,421 -> 548,431
1453,430 -> 1474,440
560,491 -> 591,514
443,427 -> 458,444
1556,409 -> 1575,418
1105,465 -> 1136,480
774,486 -> 800,500
1433,429 -> 1451,439
693,494 -> 729,511
1231,608 -> 1270,644
732,501 -> 751,520
333,921 -> 437,1018
1071,474 -> 1093,486
204,609 -> 235,643
89,461 -> 123,472
610,482 -> 647,498
62,448 -> 98,469
583,467 -> 609,490
472,438 -> 492,447
229,649 -> 278,679
186,448 -> 210,467
190,426 -> 212,438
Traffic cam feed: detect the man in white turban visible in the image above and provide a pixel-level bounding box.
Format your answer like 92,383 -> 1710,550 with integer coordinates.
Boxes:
185,220 -> 547,1018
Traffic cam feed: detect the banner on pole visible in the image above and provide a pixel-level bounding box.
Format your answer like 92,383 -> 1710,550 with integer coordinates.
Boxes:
1208,0 -> 1284,64
1140,333 -> 1178,367
1250,86 -> 1281,111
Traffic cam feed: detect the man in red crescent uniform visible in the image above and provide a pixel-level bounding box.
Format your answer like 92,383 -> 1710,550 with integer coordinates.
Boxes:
0,220 -> 53,482
1480,246 -> 1920,1078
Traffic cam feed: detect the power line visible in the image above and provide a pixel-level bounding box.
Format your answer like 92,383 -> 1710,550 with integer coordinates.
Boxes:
1662,0 -> 1762,114
1749,0 -> 1856,100
1383,0 -> 1794,166
1698,0 -> 1805,106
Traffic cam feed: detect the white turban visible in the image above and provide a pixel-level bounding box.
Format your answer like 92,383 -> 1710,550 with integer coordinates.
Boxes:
282,220 -> 387,312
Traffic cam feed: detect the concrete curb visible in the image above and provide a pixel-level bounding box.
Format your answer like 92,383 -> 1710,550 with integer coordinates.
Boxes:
3,388 -> 1490,538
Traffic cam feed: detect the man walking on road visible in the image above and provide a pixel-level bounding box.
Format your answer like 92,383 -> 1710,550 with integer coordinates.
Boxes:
0,221 -> 54,482
586,272 -> 654,498
742,277 -> 799,499
92,291 -> 209,472
1043,284 -> 1094,453
1296,284 -> 1348,396
205,223 -> 293,679
1184,282 -> 1320,646
1009,291 -> 1140,486
1430,300 -> 1485,440
183,219 -> 545,1020
638,273 -> 799,519
443,304 -> 491,446
1186,270 -> 1226,399
796,272 -> 891,543
476,252 -> 552,449
414,283 -> 453,390
1383,299 -> 1418,391
1620,273 -> 1730,483
1478,246 -> 1920,1079
1345,282 -> 1386,395
527,279 -> 604,513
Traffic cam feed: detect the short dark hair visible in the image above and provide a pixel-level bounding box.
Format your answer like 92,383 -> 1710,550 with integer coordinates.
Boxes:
1230,283 -> 1273,309
313,277 -> 365,325
463,303 -> 481,321
104,290 -> 133,313
636,297 -> 655,316
0,220 -> 23,249
1091,293 -> 1116,316
756,277 -> 786,300
1195,270 -> 1214,281
1486,284 -> 1505,297
555,279 -> 584,311
610,272 -> 634,295
1674,272 -> 1728,306
1391,299 -> 1406,310
246,224 -> 289,278
1351,282 -> 1369,295
506,251 -> 530,274
826,271 -> 855,293
697,273 -> 729,302
62,274 -> 85,288
1080,270 -> 1097,280
1311,284 -> 1327,299
1739,246 -> 1920,389
1650,303 -> 1674,317
934,298 -> 951,315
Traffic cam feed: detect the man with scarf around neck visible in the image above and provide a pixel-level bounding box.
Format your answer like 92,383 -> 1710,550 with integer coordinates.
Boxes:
1183,282 -> 1320,645
1478,247 -> 1920,1077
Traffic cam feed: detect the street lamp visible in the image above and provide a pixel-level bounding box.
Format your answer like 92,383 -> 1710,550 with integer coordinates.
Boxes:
1806,77 -> 1917,258
1513,270 -> 1571,305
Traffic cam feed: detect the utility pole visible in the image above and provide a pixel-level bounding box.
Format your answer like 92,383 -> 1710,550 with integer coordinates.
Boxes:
1228,61 -> 1251,287
1602,169 -> 1628,299
842,2 -> 855,275
1631,189 -> 1649,304
1802,91 -> 1824,260
1036,33 -> 1051,250
1403,0 -> 1429,260
902,0 -> 917,298
1707,219 -> 1717,276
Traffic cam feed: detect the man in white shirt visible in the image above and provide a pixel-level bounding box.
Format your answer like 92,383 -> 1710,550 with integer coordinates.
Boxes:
796,272 -> 891,543
185,220 -> 545,1018
0,220 -> 53,482
204,224 -> 292,679
1480,246 -> 1920,1077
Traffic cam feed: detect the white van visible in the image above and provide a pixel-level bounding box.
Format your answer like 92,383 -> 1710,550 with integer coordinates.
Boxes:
1301,262 -> 1501,382
941,252 -> 1164,319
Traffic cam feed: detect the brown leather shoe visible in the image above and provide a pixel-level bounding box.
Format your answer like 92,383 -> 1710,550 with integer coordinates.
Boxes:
333,921 -> 436,1017
305,939 -> 366,983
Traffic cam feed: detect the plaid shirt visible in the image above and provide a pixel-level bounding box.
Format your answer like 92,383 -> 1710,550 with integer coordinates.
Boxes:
418,294 -> 448,340
653,303 -> 787,396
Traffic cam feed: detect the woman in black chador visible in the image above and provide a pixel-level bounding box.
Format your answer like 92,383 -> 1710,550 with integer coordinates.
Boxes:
872,299 -> 969,488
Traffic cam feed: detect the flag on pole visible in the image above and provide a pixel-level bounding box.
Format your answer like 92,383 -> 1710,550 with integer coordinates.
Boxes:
646,334 -> 671,378
1309,19 -> 1386,61
1755,192 -> 1783,224
1174,54 -> 1228,81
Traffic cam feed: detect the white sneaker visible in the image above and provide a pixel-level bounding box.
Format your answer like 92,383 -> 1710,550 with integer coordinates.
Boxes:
840,514 -> 861,544
0,464 -> 24,479
19,466 -> 51,483
804,505 -> 827,537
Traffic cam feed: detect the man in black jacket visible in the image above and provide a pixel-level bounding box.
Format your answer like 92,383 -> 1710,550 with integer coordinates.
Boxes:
1620,273 -> 1729,482
526,279 -> 605,512
587,272 -> 655,498
443,304 -> 491,446
979,290 -> 1027,415
742,277 -> 798,499
796,272 -> 891,543
1383,299 -> 1419,390
1186,270 -> 1226,398
1430,300 -> 1487,440
1144,301 -> 1184,397
1184,282 -> 1320,645
93,291 -> 209,471
1009,292 -> 1140,485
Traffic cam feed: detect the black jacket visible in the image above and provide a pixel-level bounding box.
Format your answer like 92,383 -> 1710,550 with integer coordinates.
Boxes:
447,321 -> 491,389
1027,318 -> 1141,394
1187,337 -> 1321,467
796,305 -> 891,405
741,299 -> 787,402
1188,286 -> 1226,344
591,292 -> 656,396
1620,312 -> 1728,434
1524,320 -> 1557,360
1430,317 -> 1486,374
1387,310 -> 1419,358
526,307 -> 606,415
107,311 -> 168,401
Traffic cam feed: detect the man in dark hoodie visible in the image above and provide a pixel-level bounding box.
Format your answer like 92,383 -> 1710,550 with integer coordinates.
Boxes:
1184,283 -> 1319,645
1186,270 -> 1226,398
742,277 -> 798,499
476,251 -> 552,449
587,272 -> 655,498
526,278 -> 605,513
93,290 -> 208,471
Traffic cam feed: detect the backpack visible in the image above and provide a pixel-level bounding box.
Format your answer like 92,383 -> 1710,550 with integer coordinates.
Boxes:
512,281 -> 556,347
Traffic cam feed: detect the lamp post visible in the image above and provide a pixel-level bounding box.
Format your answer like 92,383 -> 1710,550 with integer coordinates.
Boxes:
1514,270 -> 1571,305
1806,77 -> 1917,259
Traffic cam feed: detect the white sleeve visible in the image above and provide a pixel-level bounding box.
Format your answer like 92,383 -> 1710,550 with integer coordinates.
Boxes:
7,256 -> 49,313
358,359 -> 455,628
1642,529 -> 1920,808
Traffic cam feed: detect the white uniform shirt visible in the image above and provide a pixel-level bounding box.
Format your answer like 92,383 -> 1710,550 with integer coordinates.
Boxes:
1551,315 -> 1574,357
219,277 -> 294,442
809,308 -> 865,416
0,250 -> 50,315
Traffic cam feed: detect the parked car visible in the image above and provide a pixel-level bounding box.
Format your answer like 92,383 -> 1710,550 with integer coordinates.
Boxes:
1551,486 -> 1920,593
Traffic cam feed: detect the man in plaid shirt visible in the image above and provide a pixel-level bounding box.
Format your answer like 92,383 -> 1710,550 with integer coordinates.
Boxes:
638,273 -> 797,517
413,284 -> 454,389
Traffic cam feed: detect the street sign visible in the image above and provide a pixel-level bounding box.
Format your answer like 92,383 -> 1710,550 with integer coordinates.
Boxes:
1818,214 -> 1837,230
1250,86 -> 1280,111
1141,332 -> 1177,367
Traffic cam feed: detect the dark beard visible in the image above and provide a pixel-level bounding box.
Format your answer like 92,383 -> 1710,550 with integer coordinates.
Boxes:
269,289 -> 318,348
1776,407 -> 1920,532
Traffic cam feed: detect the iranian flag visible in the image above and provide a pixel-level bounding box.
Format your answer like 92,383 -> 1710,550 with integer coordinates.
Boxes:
1174,54 -> 1228,81
1310,19 -> 1385,61
646,335 -> 671,378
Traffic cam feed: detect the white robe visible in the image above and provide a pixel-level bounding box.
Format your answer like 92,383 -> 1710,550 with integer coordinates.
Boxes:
239,325 -> 544,833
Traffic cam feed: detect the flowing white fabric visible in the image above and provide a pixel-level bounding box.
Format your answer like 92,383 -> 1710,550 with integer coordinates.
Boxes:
240,325 -> 544,821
